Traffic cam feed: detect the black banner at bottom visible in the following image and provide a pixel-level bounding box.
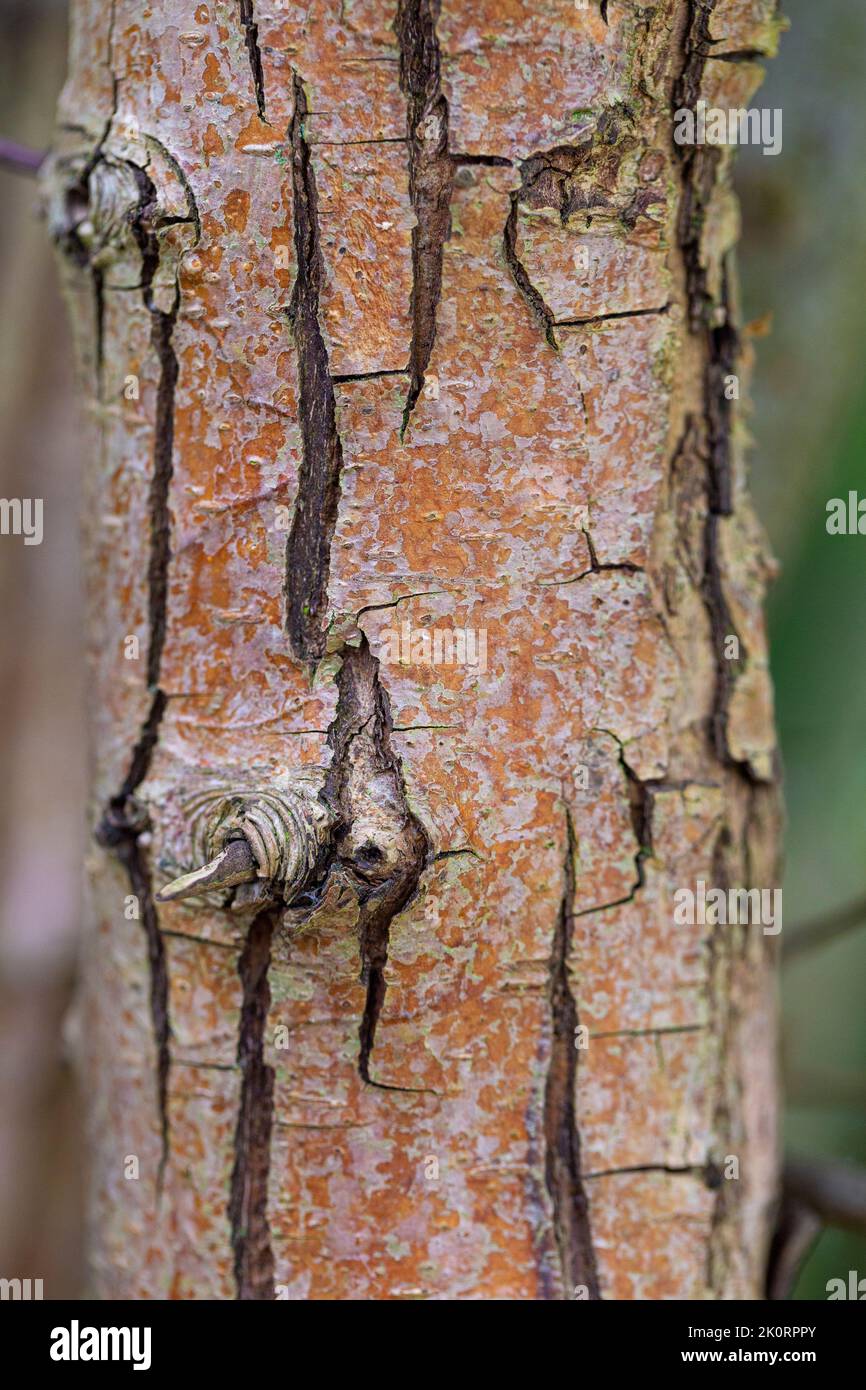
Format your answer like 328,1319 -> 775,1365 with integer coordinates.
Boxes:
1,1295 -> 860,1376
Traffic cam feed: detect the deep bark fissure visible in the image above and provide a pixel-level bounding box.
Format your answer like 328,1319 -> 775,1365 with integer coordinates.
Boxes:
113,690 -> 168,808
584,529 -> 639,578
586,1163 -> 709,1180
543,559 -> 643,588
557,302 -> 671,328
92,265 -> 105,397
126,162 -> 181,694
229,908 -> 278,1300
395,0 -> 454,437
708,48 -> 769,64
705,270 -> 738,518
704,823 -> 742,1294
705,508 -> 747,765
703,269 -> 754,771
450,152 -> 512,168
567,728 -> 653,920
236,0 -> 268,120
92,159 -> 183,1182
673,3 -> 753,778
674,1 -> 719,332
572,859 -> 648,921
503,128 -> 642,349
354,858 -> 430,1089
595,1023 -> 707,1040
331,367 -> 407,384
283,73 -> 345,664
503,191 -> 559,349
142,305 -> 179,689
543,809 -> 602,1299
623,756 -> 654,863
98,818 -> 172,1190
541,755 -> 656,1290
325,639 -> 429,1084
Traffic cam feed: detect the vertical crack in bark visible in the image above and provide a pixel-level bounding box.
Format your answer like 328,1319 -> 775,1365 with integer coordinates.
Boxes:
144,328 -> 179,689
94,162 -> 182,1183
325,639 -> 429,1084
703,265 -> 751,766
673,3 -> 751,777
93,266 -> 105,399
229,908 -> 278,1300
236,0 -> 268,121
98,820 -> 172,1190
356,880 -> 418,1087
503,192 -> 559,349
705,518 -> 746,762
114,691 -> 169,808
705,269 -> 738,519
126,163 -> 181,696
543,809 -> 602,1299
284,74 -> 344,663
704,821 -> 741,1293
501,130 -> 636,349
395,0 -> 453,437
624,757 -> 655,869
674,1 -> 718,334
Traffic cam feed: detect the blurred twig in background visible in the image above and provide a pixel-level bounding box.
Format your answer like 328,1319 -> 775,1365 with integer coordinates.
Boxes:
785,1156 -> 866,1237
768,1157 -> 866,1300
785,896 -> 866,961
0,137 -> 45,175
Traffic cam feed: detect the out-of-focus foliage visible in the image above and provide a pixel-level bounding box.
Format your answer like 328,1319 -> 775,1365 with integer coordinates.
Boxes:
739,0 -> 866,1298
0,0 -> 85,1297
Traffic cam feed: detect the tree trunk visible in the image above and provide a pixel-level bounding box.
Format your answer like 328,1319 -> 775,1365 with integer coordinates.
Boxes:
48,0 -> 783,1300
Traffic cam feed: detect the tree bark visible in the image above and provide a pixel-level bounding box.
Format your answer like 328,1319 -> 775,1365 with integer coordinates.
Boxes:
48,0 -> 783,1300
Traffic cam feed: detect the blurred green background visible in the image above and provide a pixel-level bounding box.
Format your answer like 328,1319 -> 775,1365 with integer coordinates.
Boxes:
737,0 -> 866,1297
0,0 -> 863,1299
